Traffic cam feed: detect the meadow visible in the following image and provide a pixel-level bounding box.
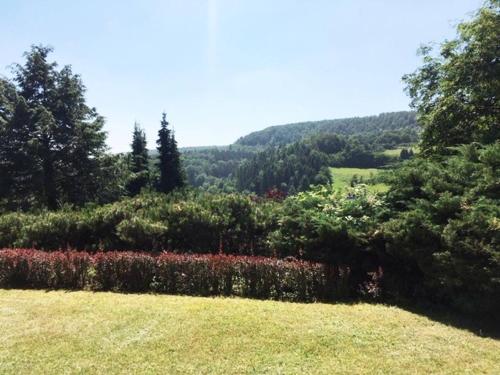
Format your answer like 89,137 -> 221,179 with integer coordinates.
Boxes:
0,289 -> 499,374
330,167 -> 388,193
381,148 -> 404,157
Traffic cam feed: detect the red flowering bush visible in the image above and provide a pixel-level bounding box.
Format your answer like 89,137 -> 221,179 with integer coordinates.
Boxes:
0,249 -> 354,301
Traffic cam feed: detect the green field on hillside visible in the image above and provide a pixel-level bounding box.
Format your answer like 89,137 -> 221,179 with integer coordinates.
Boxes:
330,167 -> 388,193
0,290 -> 498,374
382,148 -> 404,157
382,146 -> 419,158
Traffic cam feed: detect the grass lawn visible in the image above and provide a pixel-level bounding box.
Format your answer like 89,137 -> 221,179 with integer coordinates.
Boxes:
0,290 -> 498,374
330,167 -> 388,193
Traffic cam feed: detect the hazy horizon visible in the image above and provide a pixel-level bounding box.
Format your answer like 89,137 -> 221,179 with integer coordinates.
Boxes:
1,0 -> 483,152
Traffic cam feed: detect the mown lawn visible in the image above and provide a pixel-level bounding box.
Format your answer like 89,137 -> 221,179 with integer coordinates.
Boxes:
0,290 -> 498,374
330,167 -> 388,193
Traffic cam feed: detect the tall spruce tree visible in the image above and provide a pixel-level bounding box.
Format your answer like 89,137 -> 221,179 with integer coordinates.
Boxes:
126,122 -> 149,196
168,124 -> 184,190
0,86 -> 41,209
0,45 -> 110,209
156,112 -> 184,193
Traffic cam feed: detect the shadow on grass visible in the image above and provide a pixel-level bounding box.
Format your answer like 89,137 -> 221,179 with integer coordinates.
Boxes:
384,299 -> 500,340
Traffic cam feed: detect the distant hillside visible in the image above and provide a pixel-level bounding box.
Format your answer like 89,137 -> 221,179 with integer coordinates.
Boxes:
147,111 -> 420,192
235,111 -> 418,147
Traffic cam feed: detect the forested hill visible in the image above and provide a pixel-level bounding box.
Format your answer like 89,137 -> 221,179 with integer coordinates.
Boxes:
235,111 -> 418,147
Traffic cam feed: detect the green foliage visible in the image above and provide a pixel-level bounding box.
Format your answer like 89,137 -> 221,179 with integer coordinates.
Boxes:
181,113 -> 418,193
0,186 -> 386,292
235,133 -> 400,194
0,192 -> 279,255
126,122 -> 149,196
268,185 -> 385,264
382,143 -> 500,313
399,148 -> 414,160
156,113 -> 184,193
403,1 -> 500,152
180,145 -> 256,192
116,217 -> 168,250
236,111 -> 419,147
330,167 -> 388,193
236,140 -> 332,194
0,46 -> 122,210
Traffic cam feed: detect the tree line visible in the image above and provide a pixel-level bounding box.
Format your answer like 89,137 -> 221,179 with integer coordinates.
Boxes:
181,126 -> 418,194
236,111 -> 419,147
235,131 -> 414,194
0,46 -> 184,211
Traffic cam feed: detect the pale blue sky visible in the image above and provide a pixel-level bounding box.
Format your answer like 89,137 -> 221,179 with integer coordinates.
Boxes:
0,0 -> 483,151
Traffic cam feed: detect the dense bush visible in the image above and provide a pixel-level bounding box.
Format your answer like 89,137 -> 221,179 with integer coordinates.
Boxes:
0,187 -> 384,268
0,249 -> 353,301
0,192 -> 279,255
268,185 -> 385,264
0,250 -> 92,289
381,143 -> 500,313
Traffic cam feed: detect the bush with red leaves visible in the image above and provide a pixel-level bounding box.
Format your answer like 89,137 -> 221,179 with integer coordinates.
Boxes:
0,249 -> 355,301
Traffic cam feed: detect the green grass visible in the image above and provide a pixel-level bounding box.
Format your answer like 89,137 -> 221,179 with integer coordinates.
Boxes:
382,148 -> 404,157
382,146 -> 419,157
330,167 -> 388,193
1,290 -> 498,374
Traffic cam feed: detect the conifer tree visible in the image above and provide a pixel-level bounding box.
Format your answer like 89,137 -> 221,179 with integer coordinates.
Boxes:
156,112 -> 184,193
0,45 -> 110,209
169,126 -> 184,190
127,122 -> 149,196
0,92 -> 41,209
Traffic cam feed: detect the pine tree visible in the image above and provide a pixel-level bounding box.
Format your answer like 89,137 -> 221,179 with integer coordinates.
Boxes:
156,113 -> 171,193
127,122 -> 149,196
0,93 -> 42,209
130,122 -> 148,173
156,112 -> 184,193
169,126 -> 184,190
1,45 -> 110,209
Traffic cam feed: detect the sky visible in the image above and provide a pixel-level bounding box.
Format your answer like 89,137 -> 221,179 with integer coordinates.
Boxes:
0,0 -> 483,152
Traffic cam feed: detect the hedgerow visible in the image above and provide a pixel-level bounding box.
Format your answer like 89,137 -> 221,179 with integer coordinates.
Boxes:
0,192 -> 280,255
0,249 -> 353,302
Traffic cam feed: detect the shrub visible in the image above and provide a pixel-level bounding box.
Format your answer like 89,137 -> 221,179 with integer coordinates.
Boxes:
91,251 -> 157,292
0,213 -> 25,248
0,192 -> 279,255
382,143 -> 500,313
0,249 -> 91,289
0,249 -> 356,302
267,185 -> 384,273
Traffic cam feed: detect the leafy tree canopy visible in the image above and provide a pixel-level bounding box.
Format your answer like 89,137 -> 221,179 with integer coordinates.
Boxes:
403,0 -> 500,153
